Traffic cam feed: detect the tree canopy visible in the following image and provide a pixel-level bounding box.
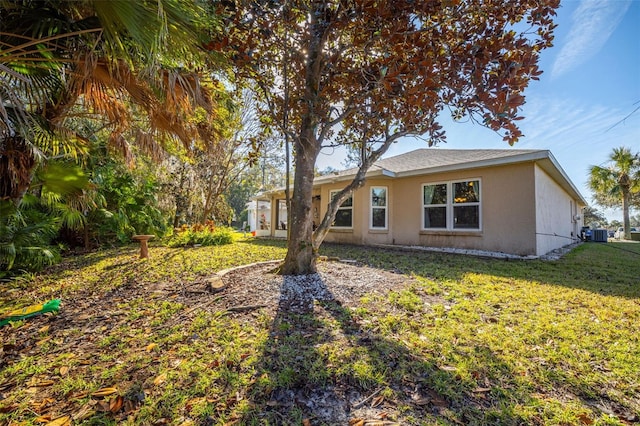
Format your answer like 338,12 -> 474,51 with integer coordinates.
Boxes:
589,146 -> 640,239
216,0 -> 560,274
0,0 -> 221,204
0,0 -> 242,274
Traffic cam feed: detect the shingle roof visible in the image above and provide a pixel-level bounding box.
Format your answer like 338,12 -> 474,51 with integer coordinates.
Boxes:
374,148 -> 542,174
319,148 -> 545,180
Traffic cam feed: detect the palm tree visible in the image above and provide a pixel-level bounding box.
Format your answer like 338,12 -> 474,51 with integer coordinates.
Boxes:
1,0 -> 219,204
589,147 -> 640,240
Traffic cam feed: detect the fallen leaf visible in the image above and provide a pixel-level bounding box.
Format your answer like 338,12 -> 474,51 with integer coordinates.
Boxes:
35,380 -> 55,387
349,419 -> 365,426
110,395 -> 124,413
577,413 -> 594,425
59,366 -> 69,376
302,419 -> 311,426
0,403 -> 18,414
412,397 -> 430,406
439,365 -> 457,371
34,415 -> 52,423
71,391 -> 89,400
39,325 -> 51,333
370,395 -> 384,408
96,400 -> 110,412
45,416 -> 71,426
153,373 -> 167,386
91,387 -> 118,397
146,343 -> 158,352
72,405 -> 94,421
472,387 -> 491,393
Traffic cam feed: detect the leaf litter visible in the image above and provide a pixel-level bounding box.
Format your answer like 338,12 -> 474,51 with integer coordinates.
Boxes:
0,256 -> 450,424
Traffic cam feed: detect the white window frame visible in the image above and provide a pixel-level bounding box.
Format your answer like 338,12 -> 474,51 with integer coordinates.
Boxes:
421,178 -> 482,231
370,186 -> 388,230
330,190 -> 353,229
452,179 -> 481,230
422,181 -> 448,230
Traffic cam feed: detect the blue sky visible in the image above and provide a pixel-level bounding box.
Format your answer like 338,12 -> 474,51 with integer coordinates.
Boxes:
316,0 -> 640,222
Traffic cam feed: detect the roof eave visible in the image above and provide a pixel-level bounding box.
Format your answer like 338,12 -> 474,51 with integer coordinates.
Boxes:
395,150 -> 551,178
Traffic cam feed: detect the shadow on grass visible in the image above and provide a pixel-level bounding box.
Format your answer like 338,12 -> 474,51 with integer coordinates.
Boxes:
237,274 -> 527,425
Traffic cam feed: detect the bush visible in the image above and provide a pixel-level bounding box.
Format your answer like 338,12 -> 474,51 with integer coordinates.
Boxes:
0,199 -> 61,278
166,222 -> 234,247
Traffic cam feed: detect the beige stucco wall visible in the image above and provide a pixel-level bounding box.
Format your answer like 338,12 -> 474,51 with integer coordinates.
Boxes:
322,163 -> 541,255
321,178 -> 395,246
534,164 -> 581,255
267,158 -> 585,256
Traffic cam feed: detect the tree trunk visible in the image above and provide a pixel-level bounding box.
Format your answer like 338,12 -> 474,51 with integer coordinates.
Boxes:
279,2 -> 327,275
0,137 -> 37,205
622,188 -> 631,240
280,136 -> 320,275
83,221 -> 90,250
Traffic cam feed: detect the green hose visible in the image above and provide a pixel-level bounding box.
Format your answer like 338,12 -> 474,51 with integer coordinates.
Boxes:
0,299 -> 61,327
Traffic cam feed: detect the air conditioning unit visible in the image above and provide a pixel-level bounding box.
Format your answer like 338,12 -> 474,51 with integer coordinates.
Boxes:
592,229 -> 608,242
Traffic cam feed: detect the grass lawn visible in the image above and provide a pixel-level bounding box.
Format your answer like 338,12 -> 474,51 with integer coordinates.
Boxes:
0,238 -> 639,425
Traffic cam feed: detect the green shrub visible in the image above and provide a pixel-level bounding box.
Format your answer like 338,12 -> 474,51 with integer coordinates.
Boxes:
0,199 -> 61,277
166,222 -> 234,247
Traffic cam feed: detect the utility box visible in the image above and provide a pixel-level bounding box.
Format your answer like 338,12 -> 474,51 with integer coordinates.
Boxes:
592,229 -> 608,242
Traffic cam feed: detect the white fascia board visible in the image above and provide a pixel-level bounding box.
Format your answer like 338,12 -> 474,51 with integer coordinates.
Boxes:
313,167 -> 395,186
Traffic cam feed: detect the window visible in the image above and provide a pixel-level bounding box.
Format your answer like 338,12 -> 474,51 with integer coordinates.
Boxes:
423,183 -> 447,229
276,199 -> 287,230
331,190 -> 353,228
370,187 -> 387,229
422,179 -> 481,230
453,180 -> 480,228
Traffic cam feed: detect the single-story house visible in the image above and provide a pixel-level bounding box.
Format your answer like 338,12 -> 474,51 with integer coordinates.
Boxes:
251,148 -> 587,257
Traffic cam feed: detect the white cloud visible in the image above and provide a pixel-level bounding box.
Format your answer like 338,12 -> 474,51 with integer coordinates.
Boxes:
552,0 -> 631,78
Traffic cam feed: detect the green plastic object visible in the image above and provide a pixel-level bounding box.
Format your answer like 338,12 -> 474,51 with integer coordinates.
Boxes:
0,299 -> 61,327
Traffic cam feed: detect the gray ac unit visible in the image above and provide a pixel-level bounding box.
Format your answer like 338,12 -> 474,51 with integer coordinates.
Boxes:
592,229 -> 608,242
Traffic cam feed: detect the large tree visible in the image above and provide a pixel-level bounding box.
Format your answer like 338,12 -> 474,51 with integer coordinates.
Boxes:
215,0 -> 559,274
0,0 -> 217,205
589,147 -> 640,240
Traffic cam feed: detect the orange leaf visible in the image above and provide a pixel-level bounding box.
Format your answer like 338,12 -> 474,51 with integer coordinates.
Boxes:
109,396 -> 124,413
91,387 -> 118,397
45,416 -> 71,426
